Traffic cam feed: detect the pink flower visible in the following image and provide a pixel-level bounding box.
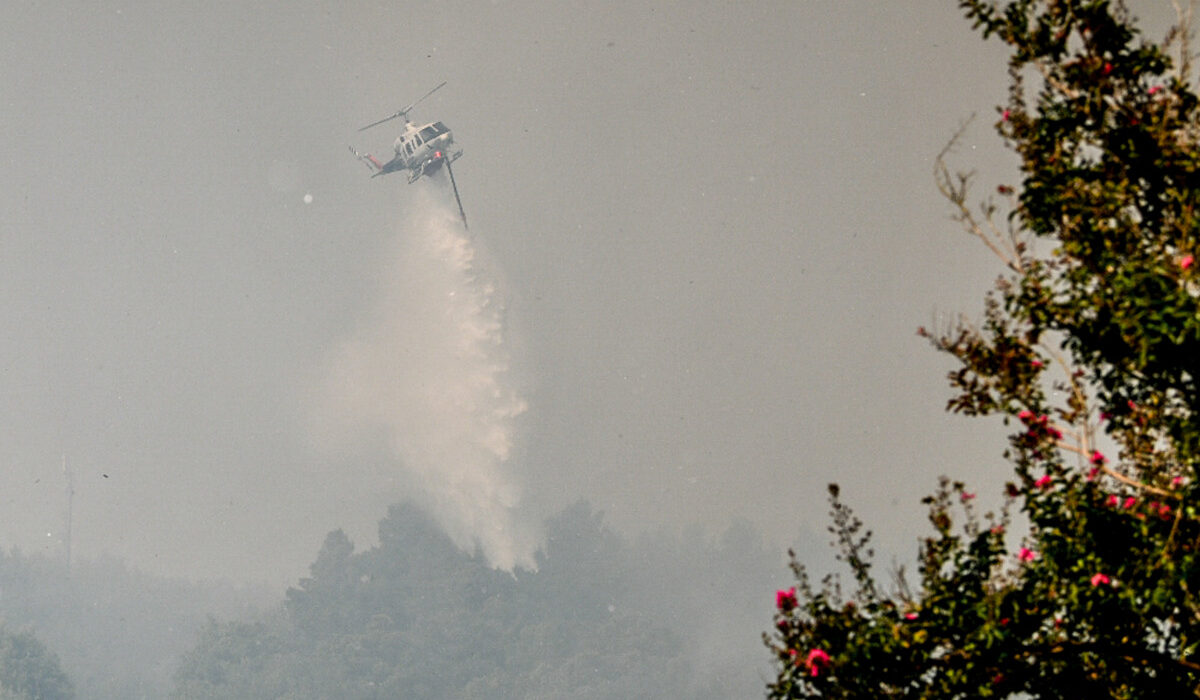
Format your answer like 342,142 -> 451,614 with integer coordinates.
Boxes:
1182,255 -> 1195,270
1123,496 -> 1136,509
1002,108 -> 1011,121
775,587 -> 796,611
905,612 -> 919,620
1149,85 -> 1162,96
1103,62 -> 1113,75
1090,572 -> 1111,586
1031,359 -> 1044,369
1106,494 -> 1119,507
1090,451 -> 1106,466
1087,466 -> 1100,481
1018,547 -> 1037,562
1017,409 -> 1034,422
1173,476 -> 1186,487
1035,474 -> 1053,489
961,491 -> 976,502
806,648 -> 831,677
1099,411 -> 1111,422
1159,504 -> 1172,520
1046,426 -> 1063,440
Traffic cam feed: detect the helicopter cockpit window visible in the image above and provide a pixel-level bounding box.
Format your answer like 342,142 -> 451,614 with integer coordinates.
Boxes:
405,142 -> 414,155
419,125 -> 443,142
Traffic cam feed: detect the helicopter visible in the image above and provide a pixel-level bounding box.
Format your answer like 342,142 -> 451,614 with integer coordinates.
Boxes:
349,81 -> 468,228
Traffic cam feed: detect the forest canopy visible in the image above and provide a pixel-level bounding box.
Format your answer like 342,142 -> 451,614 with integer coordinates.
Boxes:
172,501 -> 781,700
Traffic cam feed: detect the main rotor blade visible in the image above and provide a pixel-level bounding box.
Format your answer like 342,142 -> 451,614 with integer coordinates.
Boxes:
357,82 -> 447,132
400,81 -> 447,117
358,112 -> 404,132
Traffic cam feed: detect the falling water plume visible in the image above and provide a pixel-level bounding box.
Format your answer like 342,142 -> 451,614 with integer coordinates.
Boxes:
324,189 -> 538,570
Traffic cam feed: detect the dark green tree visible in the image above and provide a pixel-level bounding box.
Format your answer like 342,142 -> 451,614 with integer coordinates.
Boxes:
0,623 -> 74,700
173,501 -> 729,700
285,529 -> 362,634
768,1 -> 1200,697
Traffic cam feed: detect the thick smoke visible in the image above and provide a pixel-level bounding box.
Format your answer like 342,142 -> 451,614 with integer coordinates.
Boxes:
322,188 -> 538,571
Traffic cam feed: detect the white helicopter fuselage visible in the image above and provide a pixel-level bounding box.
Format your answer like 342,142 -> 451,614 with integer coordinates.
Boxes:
391,120 -> 460,182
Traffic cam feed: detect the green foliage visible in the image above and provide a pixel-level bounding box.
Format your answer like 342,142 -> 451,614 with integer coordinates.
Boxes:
0,623 -> 74,700
0,550 -> 268,700
173,502 -> 781,699
767,1 -> 1200,696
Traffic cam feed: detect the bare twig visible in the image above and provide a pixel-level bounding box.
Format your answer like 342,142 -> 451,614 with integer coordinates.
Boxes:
1170,0 -> 1197,83
934,117 -> 1025,273
1033,60 -> 1082,101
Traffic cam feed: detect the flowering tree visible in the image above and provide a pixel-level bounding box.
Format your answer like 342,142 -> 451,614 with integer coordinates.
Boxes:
767,1 -> 1200,696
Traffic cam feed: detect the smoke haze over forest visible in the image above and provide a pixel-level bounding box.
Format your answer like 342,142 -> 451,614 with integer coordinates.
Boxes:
2,1 -> 1191,696
0,0 -> 1184,649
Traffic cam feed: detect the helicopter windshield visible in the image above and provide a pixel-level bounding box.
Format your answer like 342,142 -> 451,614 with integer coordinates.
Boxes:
420,123 -> 448,141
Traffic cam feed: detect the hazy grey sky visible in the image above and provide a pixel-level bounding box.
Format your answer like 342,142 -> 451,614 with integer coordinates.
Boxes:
0,1 -> 1182,587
